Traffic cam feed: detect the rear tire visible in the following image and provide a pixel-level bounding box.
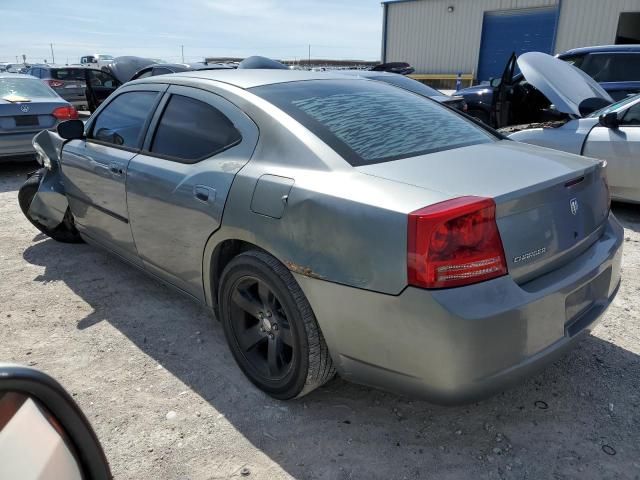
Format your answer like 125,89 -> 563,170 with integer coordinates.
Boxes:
219,250 -> 335,399
18,169 -> 83,243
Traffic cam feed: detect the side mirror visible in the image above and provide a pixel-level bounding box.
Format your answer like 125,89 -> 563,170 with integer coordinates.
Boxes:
57,119 -> 85,140
599,112 -> 620,129
0,364 -> 111,480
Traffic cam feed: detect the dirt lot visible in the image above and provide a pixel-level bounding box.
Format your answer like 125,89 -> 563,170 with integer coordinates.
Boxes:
1,161 -> 639,480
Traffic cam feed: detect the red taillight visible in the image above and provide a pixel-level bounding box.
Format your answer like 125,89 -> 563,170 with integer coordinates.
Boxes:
408,196 -> 508,289
52,105 -> 79,120
46,79 -> 64,88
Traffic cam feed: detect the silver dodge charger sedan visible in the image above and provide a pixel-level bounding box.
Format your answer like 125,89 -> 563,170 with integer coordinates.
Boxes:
20,70 -> 623,403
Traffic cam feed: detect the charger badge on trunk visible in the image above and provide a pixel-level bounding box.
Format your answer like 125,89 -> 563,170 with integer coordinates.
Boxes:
570,198 -> 579,216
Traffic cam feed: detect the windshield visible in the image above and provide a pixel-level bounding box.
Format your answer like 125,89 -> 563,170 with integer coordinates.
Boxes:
368,75 -> 443,98
588,94 -> 640,118
251,80 -> 494,166
0,77 -> 58,99
98,55 -> 114,60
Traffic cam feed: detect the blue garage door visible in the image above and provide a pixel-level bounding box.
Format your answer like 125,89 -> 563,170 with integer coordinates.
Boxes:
477,7 -> 559,81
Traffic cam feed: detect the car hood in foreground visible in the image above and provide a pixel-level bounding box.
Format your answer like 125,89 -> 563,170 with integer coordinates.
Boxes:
517,52 -> 613,117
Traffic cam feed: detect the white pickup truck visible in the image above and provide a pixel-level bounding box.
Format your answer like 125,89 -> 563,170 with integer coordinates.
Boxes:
79,54 -> 114,69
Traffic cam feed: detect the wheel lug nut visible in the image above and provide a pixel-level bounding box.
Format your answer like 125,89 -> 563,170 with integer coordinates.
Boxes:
272,323 -> 278,331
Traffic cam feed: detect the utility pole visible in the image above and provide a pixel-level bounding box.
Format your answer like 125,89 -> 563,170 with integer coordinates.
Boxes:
15,55 -> 18,63
181,45 -> 184,63
50,43 -> 55,64
308,44 -> 311,69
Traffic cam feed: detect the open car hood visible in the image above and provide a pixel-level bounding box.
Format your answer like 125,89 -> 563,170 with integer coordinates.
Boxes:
517,52 -> 613,117
103,56 -> 156,83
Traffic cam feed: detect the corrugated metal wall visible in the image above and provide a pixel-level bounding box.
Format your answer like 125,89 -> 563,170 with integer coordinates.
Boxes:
555,0 -> 640,52
384,0 -> 640,75
384,0 -> 558,74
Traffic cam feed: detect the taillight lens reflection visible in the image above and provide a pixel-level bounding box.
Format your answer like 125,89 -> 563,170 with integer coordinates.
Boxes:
52,105 -> 79,120
408,196 -> 508,289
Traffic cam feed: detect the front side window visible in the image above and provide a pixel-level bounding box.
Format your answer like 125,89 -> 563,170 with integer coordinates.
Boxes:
91,91 -> 158,148
622,103 -> 640,126
87,70 -> 118,88
251,80 -> 494,166
150,94 -> 242,162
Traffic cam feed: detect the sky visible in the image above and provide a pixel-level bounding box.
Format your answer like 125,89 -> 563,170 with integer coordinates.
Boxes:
0,0 -> 384,65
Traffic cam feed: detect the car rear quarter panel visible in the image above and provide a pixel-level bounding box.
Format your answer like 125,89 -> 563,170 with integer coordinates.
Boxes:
188,80 -> 452,301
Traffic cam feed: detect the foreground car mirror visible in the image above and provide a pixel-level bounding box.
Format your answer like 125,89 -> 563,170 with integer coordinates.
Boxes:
599,112 -> 620,129
57,119 -> 85,140
0,365 -> 111,480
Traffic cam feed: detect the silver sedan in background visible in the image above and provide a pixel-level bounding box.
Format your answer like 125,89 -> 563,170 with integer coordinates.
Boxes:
510,93 -> 640,203
0,74 -> 78,161
19,70 -> 622,403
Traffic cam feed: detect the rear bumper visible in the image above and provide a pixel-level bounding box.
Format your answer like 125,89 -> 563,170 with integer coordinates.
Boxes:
295,213 -> 623,404
0,131 -> 40,159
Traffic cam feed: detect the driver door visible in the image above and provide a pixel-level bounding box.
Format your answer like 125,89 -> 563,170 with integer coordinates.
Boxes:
84,69 -> 121,112
583,102 -> 640,202
60,85 -> 166,264
492,52 -> 517,128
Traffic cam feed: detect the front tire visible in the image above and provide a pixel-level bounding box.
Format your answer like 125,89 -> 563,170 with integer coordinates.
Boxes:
219,251 -> 335,399
18,169 -> 83,243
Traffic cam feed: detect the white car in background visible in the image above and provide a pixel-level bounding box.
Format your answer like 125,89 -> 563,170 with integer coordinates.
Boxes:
510,93 -> 640,204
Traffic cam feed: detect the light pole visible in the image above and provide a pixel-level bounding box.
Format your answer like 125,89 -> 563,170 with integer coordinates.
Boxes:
50,43 -> 55,64
181,45 -> 184,63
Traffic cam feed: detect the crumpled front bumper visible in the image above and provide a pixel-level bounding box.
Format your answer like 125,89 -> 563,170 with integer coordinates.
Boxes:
295,213 -> 624,404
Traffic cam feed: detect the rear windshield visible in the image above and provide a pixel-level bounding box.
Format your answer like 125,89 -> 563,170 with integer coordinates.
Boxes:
51,68 -> 85,81
251,80 -> 494,166
0,77 -> 58,99
368,74 -> 443,98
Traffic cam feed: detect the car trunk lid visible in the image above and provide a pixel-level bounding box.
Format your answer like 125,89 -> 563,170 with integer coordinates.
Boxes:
0,97 -> 63,131
358,140 -> 610,284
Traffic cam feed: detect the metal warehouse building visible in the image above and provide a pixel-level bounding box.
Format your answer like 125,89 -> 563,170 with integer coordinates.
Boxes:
381,0 -> 640,81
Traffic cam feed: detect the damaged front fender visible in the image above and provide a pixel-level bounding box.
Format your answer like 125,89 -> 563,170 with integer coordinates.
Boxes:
27,130 -> 69,229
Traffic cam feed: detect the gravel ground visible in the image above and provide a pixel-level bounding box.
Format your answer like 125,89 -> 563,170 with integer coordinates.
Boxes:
1,161 -> 639,480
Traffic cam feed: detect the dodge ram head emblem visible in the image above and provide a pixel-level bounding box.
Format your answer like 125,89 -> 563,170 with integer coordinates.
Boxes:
570,198 -> 579,216
20,104 -> 29,113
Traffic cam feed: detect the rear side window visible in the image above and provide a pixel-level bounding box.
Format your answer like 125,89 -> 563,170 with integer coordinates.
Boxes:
580,53 -> 640,82
51,68 -> 85,81
251,80 -> 493,166
91,91 -> 158,148
150,94 -> 242,162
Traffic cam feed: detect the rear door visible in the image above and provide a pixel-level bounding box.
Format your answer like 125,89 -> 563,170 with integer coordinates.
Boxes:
126,85 -> 258,298
61,85 -> 166,263
583,101 -> 640,202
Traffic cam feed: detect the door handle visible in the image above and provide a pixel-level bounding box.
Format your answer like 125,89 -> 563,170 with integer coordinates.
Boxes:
109,163 -> 123,176
194,185 -> 215,203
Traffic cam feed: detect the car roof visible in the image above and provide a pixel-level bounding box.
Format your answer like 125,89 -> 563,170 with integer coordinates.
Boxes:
0,73 -> 37,79
137,69 -> 364,89
559,44 -> 640,56
337,70 -> 394,78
